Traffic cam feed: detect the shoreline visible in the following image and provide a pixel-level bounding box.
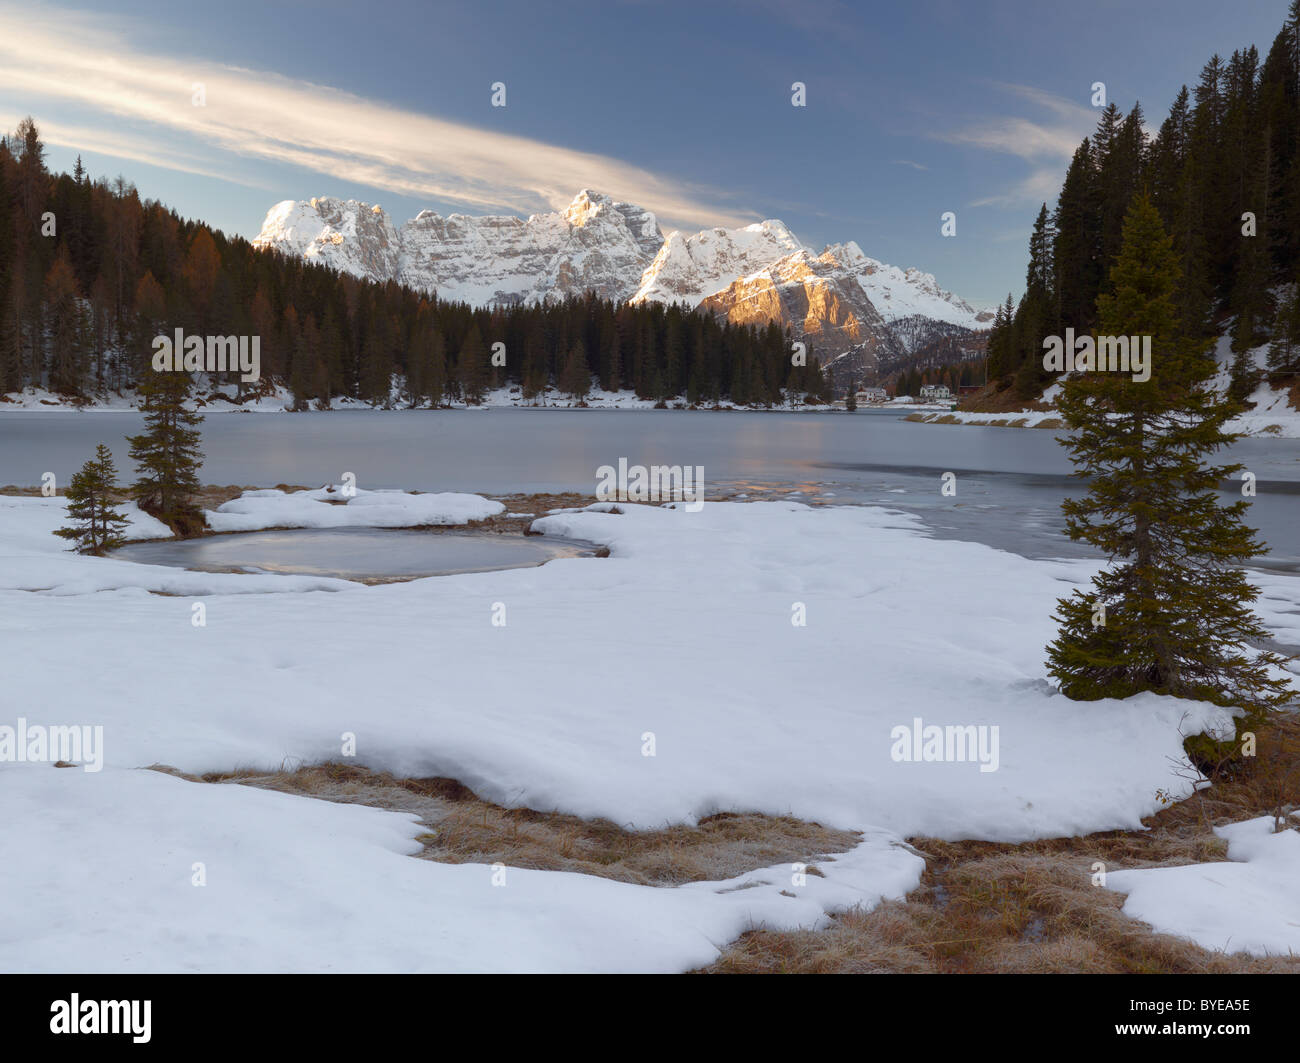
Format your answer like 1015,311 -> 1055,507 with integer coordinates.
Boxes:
0,384 -> 955,416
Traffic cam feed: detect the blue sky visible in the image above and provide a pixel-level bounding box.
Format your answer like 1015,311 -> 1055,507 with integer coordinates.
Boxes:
0,0 -> 1290,306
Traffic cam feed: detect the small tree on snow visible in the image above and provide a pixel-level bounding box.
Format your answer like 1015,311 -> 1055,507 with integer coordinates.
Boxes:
54,444 -> 129,555
1046,194 -> 1291,759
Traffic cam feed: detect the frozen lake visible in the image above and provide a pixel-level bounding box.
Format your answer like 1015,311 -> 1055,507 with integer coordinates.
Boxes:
4,407 -> 1299,569
112,527 -> 586,581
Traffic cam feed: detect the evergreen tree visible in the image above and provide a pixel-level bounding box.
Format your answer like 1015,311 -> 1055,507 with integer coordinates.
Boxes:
1046,194 -> 1289,735
561,339 -> 590,400
423,327 -> 447,407
1267,283 -> 1300,375
1228,305 -> 1263,405
53,443 -> 129,555
127,368 -> 205,534
1053,139 -> 1101,333
845,379 -> 857,411
457,324 -> 488,404
44,251 -> 88,395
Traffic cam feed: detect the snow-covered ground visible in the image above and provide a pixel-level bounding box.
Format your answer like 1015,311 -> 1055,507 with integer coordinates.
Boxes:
204,486 -> 504,532
1,491 -> 1295,969
2,766 -> 920,973
906,408 -> 1063,427
1106,815 -> 1300,957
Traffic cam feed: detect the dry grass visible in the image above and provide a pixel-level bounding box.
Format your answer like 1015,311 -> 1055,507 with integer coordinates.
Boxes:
955,384 -> 1055,414
148,714 -> 1300,973
904,412 -> 1065,430
152,761 -> 860,888
705,712 -> 1300,973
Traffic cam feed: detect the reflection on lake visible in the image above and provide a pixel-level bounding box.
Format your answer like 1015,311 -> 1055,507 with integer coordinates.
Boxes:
6,408 -> 1299,570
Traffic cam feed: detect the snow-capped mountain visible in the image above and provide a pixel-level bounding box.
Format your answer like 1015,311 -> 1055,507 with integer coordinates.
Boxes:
257,191 -> 662,305
692,241 -> 993,378
629,220 -> 805,306
254,190 -> 992,378
697,246 -> 893,358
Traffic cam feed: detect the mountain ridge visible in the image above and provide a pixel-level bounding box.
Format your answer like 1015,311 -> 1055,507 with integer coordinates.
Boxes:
254,190 -> 993,382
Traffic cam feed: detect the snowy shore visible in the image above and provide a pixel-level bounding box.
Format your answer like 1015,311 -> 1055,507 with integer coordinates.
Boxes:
1,490 -> 1296,968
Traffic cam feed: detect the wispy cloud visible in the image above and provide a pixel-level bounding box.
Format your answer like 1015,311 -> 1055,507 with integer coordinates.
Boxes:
929,83 -> 1097,209
0,113 -> 270,188
0,3 -> 755,231
891,159 -> 929,171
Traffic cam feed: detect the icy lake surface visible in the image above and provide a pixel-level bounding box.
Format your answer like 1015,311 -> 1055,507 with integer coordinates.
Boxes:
5,407 -> 1300,569
112,527 -> 582,580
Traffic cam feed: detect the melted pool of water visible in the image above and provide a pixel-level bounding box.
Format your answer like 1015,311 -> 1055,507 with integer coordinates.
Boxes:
111,528 -> 587,581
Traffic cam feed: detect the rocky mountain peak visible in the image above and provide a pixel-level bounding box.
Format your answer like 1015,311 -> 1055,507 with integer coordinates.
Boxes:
254,190 -> 991,381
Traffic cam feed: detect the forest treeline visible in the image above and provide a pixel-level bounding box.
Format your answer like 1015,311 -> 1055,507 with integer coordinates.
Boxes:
0,120 -> 831,408
987,1 -> 1300,400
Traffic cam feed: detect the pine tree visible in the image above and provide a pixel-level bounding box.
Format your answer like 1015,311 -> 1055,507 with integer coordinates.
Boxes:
1267,283 -> 1300,375
128,368 -> 205,535
423,327 -> 447,407
1054,139 -> 1101,333
845,378 -> 857,411
1046,193 -> 1290,738
54,443 -> 129,555
457,324 -> 488,404
44,251 -> 88,396
561,339 -> 590,401
1228,305 -> 1263,405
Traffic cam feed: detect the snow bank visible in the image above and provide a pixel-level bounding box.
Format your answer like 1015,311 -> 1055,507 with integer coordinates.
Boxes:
205,486 -> 504,532
0,765 -> 922,973
1106,816 -> 1300,957
907,409 -> 1063,428
2,491 -> 1289,969
0,496 -> 1248,840
0,496 -> 356,595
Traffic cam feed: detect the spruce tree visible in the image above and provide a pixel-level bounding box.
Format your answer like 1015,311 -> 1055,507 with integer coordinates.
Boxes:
54,443 -> 129,555
1046,193 -> 1290,735
457,324 -> 488,404
1228,305 -> 1263,406
561,339 -> 590,401
1267,283 -> 1300,376
845,379 -> 857,411
128,367 -> 205,534
423,327 -> 446,407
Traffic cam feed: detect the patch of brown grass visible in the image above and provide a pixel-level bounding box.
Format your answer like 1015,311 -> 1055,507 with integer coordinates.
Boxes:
707,712 -> 1300,973
152,761 -> 860,888
152,713 -> 1300,973
956,383 -> 1054,414
904,413 -> 1065,430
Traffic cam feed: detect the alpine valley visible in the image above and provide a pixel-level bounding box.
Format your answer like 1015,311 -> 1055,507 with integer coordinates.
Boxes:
254,190 -> 994,386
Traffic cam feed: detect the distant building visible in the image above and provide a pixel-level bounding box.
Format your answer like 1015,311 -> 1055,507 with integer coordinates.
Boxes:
919,384 -> 952,402
855,387 -> 888,404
